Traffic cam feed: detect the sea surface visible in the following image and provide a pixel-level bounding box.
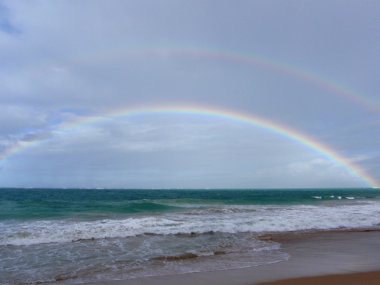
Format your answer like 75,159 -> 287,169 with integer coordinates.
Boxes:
1,188 -> 380,285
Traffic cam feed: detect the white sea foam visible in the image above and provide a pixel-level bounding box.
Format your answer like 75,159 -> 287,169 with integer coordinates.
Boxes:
0,231 -> 288,285
1,201 -> 380,246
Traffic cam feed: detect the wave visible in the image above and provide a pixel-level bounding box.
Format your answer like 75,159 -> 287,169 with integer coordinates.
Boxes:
0,200 -> 182,221
2,201 -> 380,246
311,195 -> 359,200
110,201 -> 181,213
0,231 -> 288,285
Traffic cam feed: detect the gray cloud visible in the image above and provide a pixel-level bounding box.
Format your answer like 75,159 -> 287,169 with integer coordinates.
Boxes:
0,0 -> 379,187
0,116 -> 368,188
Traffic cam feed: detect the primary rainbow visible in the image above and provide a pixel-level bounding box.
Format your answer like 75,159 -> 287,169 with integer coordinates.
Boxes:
1,104 -> 379,188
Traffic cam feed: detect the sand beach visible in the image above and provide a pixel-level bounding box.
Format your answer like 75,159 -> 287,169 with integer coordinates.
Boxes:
257,271 -> 380,285
82,229 -> 380,285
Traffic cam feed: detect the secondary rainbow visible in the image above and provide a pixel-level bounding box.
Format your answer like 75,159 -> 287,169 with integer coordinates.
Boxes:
1,105 -> 379,188
77,46 -> 380,113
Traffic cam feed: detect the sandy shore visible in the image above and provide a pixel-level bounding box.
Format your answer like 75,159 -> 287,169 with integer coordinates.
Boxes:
81,229 -> 380,285
257,271 -> 380,285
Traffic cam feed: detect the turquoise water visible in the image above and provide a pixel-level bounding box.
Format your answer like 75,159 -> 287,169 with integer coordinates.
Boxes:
1,188 -> 380,285
1,188 -> 379,220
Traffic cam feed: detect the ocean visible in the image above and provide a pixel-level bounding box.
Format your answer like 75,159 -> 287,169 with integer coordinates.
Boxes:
1,188 -> 380,285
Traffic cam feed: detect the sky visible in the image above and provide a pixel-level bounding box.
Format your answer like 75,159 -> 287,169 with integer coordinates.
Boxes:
0,0 -> 379,188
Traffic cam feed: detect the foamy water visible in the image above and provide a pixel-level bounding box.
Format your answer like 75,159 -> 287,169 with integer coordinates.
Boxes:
2,201 -> 380,246
1,188 -> 380,285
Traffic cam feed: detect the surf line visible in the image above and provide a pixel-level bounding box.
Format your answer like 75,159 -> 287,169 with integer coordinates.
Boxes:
75,46 -> 380,113
2,104 -> 378,188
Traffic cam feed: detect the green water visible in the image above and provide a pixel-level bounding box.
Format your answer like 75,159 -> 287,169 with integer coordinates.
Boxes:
0,188 -> 378,221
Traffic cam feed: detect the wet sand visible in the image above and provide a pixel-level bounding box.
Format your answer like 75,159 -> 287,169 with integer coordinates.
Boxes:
257,271 -> 380,285
83,229 -> 380,285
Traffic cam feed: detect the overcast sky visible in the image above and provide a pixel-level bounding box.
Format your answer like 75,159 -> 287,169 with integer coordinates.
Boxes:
0,0 -> 379,188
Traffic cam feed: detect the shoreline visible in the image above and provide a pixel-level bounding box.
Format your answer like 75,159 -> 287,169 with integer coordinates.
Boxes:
80,228 -> 380,285
257,226 -> 380,242
257,271 -> 380,285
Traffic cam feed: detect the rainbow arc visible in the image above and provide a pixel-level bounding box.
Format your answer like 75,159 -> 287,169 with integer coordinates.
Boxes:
1,105 -> 378,188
